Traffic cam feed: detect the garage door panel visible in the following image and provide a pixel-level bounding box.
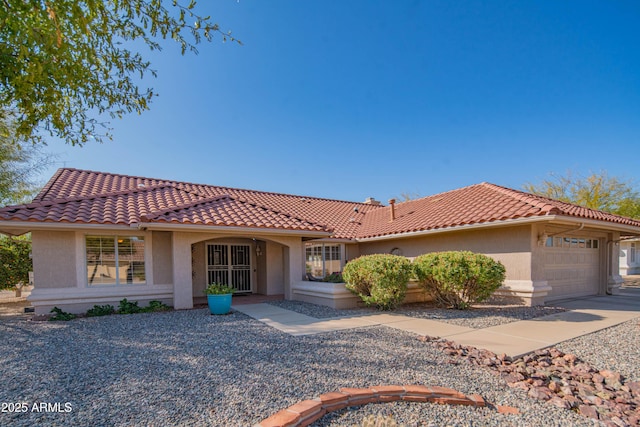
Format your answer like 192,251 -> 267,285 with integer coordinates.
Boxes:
543,236 -> 601,300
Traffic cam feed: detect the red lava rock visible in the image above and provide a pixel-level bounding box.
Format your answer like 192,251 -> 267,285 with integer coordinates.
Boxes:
578,404 -> 599,420
548,381 -> 561,393
548,396 -> 571,409
496,405 -> 520,414
528,387 -> 553,401
563,395 -> 580,408
417,338 -> 638,427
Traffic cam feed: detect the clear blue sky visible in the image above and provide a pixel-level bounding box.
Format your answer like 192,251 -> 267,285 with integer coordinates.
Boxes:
40,0 -> 640,203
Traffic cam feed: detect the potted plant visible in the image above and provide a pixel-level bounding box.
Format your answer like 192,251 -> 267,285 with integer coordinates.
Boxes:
204,283 -> 235,315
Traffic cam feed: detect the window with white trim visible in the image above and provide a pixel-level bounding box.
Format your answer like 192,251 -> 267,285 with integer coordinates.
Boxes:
305,243 -> 342,279
86,236 -> 145,285
631,243 -> 636,263
545,235 -> 599,249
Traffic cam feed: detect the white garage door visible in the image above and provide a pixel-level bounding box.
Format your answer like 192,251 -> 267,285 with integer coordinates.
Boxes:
544,236 -> 601,300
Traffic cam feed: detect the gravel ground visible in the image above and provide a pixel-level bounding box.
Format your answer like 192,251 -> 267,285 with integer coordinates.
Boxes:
556,318 -> 640,382
0,307 -> 610,427
268,300 -> 568,329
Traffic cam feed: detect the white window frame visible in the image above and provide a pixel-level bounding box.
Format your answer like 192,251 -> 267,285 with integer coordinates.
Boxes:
305,243 -> 343,279
85,235 -> 146,286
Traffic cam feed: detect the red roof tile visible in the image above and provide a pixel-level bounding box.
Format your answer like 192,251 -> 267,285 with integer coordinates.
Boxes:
356,183 -> 640,239
2,169 -> 380,236
3,169 -> 640,238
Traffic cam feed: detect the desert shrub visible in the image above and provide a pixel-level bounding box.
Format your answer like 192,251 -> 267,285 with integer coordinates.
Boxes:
117,298 -> 141,314
143,300 -> 171,312
413,251 -> 506,309
86,304 -> 115,317
49,307 -> 77,321
343,254 -> 412,310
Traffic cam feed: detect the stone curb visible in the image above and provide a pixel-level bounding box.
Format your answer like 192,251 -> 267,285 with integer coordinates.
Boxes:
254,384 -> 517,427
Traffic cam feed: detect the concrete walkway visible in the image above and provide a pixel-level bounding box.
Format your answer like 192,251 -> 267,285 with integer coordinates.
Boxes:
233,290 -> 640,357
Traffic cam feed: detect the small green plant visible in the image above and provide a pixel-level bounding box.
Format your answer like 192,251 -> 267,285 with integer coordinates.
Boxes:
356,414 -> 403,427
322,272 -> 344,283
343,254 -> 412,310
204,283 -> 235,295
117,298 -> 142,314
86,304 -> 116,317
413,251 -> 506,309
143,300 -> 171,312
49,307 -> 77,321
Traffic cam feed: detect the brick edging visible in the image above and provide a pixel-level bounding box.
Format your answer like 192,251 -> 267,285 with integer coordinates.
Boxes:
255,384 -> 518,427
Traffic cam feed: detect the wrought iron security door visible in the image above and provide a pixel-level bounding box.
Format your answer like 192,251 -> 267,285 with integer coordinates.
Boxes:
207,244 -> 252,293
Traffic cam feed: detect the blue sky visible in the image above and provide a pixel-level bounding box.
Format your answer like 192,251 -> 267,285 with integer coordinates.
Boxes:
39,0 -> 640,203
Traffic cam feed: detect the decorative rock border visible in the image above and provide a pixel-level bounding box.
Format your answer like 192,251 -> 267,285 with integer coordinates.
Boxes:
255,385 -> 516,427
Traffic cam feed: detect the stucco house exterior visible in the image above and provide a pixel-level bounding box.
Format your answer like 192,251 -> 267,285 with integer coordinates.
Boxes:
1,168 -> 640,314
619,238 -> 640,276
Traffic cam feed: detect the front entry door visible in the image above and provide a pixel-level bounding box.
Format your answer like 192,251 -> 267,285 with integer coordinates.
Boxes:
207,244 -> 252,293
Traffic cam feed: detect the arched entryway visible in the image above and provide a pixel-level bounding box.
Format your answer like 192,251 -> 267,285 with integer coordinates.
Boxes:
190,237 -> 287,305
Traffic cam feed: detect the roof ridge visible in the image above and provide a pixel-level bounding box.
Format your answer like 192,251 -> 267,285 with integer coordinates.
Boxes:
141,193 -> 333,231
140,194 -> 232,221
231,195 -> 333,229
480,183 -> 561,214
393,182 -> 490,206
33,168 -> 66,202
16,183 -> 184,209
54,167 -> 385,207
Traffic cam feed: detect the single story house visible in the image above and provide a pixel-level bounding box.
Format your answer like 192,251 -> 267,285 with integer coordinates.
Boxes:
1,168 -> 639,314
619,238 -> 640,276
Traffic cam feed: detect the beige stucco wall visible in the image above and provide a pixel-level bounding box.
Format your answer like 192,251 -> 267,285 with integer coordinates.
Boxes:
31,230 -> 78,289
358,225 -> 533,282
152,231 -> 173,285
265,240 -> 284,295
191,241 -> 206,298
345,243 -> 360,263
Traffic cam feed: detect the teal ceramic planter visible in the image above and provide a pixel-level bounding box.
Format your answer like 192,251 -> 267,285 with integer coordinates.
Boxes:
207,294 -> 232,315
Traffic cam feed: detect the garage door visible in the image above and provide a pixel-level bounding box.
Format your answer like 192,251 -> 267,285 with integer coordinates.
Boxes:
543,236 -> 601,300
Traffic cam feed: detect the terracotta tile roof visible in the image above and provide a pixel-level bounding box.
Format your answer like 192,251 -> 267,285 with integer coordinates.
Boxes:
356,183 -> 640,239
2,168 -> 381,236
2,169 -> 640,239
139,195 -> 329,232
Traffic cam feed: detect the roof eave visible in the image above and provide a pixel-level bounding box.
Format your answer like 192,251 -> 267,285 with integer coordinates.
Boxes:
356,214 -> 640,242
0,220 -> 135,235
0,219 -> 334,238
135,222 -> 333,238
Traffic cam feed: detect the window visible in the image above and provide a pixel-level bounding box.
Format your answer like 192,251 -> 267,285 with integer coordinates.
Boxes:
305,243 -> 342,279
631,243 -> 636,263
545,235 -> 599,250
86,236 -> 145,286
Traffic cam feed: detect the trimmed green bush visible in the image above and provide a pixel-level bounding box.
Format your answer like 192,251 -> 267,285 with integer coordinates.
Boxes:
343,254 -> 412,310
413,251 -> 506,309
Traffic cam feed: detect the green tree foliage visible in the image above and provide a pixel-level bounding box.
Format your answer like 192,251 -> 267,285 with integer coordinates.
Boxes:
413,251 -> 505,310
343,254 -> 413,310
0,235 -> 32,289
0,1 -> 240,146
524,171 -> 640,219
0,119 -> 55,205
